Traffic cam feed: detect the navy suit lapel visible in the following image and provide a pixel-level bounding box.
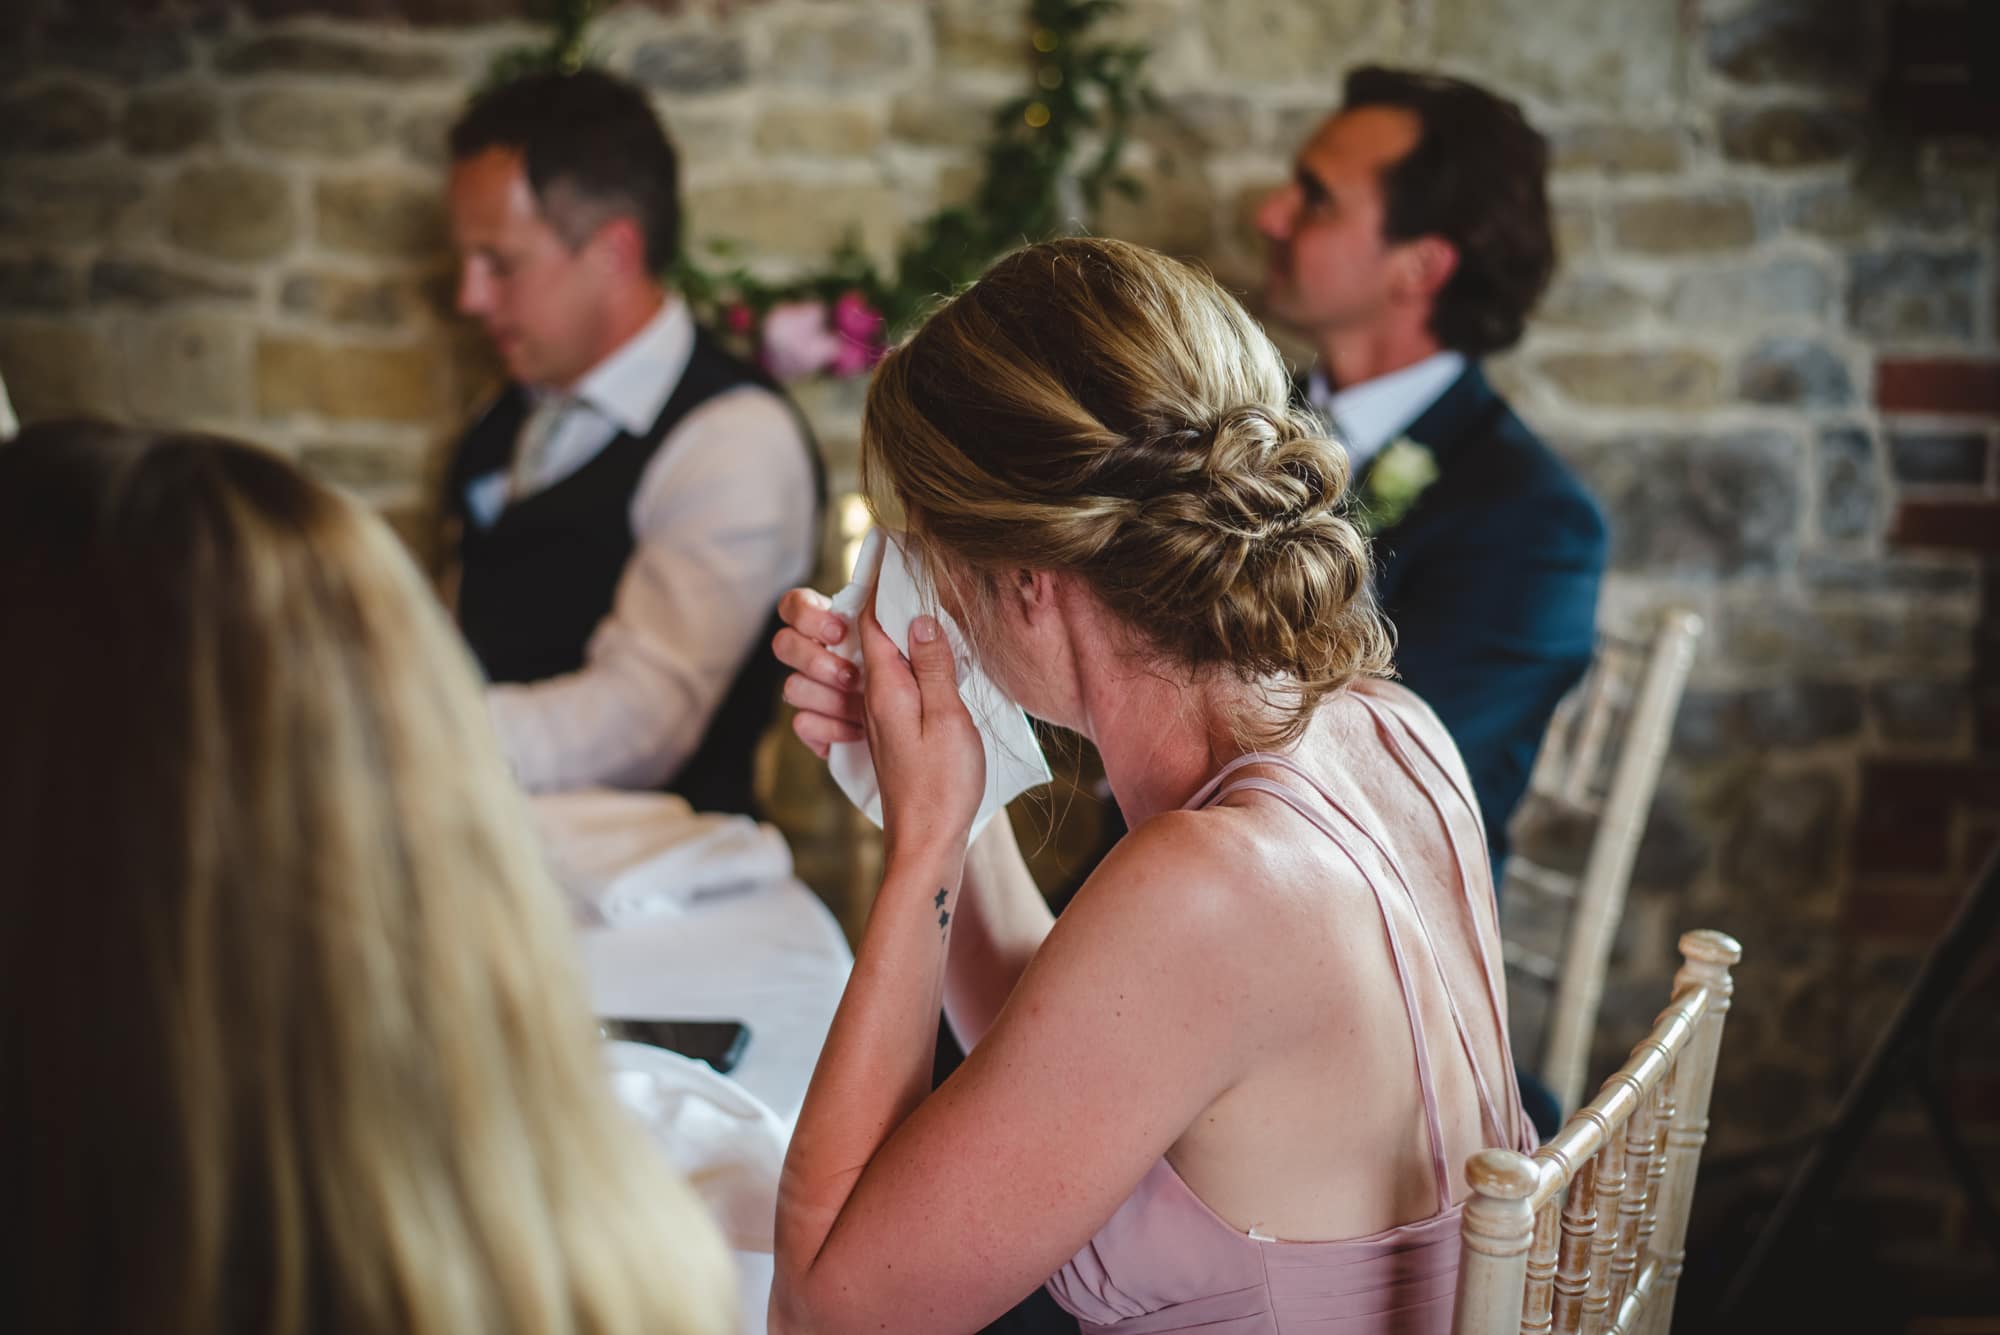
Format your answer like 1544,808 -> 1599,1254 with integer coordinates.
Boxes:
1399,362 -> 1492,465
1351,362 -> 1493,568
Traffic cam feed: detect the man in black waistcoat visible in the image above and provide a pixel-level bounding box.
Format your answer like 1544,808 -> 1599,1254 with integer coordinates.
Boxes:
443,70 -> 820,816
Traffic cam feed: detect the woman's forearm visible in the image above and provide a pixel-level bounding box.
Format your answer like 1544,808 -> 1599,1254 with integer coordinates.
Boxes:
772,843 -> 967,1317
943,814 -> 1055,1052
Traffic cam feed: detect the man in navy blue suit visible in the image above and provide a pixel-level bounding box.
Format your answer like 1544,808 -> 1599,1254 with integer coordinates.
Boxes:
1255,66 -> 1607,895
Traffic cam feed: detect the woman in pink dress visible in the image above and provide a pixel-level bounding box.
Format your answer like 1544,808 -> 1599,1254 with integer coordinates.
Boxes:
769,237 -> 1533,1335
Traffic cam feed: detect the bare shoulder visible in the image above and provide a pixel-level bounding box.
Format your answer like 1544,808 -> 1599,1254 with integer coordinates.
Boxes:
1059,796 -> 1372,975
1349,677 -> 1478,794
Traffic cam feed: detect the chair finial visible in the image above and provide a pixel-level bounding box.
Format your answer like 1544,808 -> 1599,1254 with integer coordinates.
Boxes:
1465,1148 -> 1540,1200
1678,929 -> 1742,967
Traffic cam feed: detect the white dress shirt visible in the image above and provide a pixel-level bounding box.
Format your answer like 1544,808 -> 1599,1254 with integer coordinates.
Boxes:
1306,350 -> 1467,470
477,297 -> 818,795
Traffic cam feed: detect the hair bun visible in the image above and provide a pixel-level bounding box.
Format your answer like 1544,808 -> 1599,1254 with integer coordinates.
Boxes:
1192,405 -> 1348,545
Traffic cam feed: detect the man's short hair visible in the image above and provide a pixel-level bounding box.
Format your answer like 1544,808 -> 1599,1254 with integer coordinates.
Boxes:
450,68 -> 681,274
1342,66 -> 1555,358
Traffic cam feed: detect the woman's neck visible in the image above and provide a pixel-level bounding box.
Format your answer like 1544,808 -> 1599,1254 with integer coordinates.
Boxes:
1082,666 -> 1281,828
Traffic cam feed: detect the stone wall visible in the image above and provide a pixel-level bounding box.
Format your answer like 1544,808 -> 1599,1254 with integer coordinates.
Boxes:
3,0 -> 1996,1313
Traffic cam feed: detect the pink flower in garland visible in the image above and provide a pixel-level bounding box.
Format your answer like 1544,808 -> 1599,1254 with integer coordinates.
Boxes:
759,300 -> 843,383
829,289 -> 887,377
723,301 -> 755,335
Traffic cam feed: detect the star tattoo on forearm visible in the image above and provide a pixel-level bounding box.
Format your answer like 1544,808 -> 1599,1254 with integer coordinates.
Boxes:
934,887 -> 950,936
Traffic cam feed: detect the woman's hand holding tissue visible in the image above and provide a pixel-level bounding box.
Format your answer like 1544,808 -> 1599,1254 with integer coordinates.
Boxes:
857,603 -> 984,866
773,587 -> 864,758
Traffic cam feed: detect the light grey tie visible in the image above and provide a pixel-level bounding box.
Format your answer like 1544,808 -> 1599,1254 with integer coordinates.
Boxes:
510,392 -> 573,502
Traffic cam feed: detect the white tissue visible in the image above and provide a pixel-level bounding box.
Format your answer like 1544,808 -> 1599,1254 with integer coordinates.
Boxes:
826,529 -> 1051,840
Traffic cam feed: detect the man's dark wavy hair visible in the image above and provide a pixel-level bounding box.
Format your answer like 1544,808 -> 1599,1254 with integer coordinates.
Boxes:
450,67 -> 680,274
1343,66 -> 1555,357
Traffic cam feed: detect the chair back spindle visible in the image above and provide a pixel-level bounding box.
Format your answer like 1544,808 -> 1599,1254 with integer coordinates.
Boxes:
1452,929 -> 1742,1335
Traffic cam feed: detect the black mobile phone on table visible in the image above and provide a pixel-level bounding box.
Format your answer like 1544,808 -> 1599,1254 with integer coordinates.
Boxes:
600,1018 -> 751,1074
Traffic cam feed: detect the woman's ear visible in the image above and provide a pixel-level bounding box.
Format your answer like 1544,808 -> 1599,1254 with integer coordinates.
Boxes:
1012,568 -> 1060,623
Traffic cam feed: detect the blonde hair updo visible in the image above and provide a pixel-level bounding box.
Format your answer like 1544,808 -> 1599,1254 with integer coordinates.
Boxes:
862,236 -> 1393,745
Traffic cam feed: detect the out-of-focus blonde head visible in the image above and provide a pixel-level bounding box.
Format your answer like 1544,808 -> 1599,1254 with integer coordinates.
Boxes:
0,422 -> 735,1335
861,236 -> 1392,745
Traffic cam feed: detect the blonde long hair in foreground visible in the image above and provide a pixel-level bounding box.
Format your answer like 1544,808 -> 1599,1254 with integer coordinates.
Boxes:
0,422 -> 735,1335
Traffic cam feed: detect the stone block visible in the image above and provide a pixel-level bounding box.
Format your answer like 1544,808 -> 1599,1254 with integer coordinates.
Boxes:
214,33 -> 454,81
1550,124 -> 1686,176
1094,163 -> 1217,259
1612,194 -> 1758,254
169,164 -> 297,262
258,334 -> 449,423
1537,349 -> 1721,409
1572,429 -> 1802,576
1720,104 -> 1863,168
934,6 -> 1031,77
1536,271 -> 1648,333
1199,0 -> 1389,83
88,257 -> 256,308
889,92 -> 1000,150
771,13 -> 917,90
1799,553 -> 1979,599
1715,596 -> 1972,676
1783,162 -> 1989,242
315,177 -> 449,261
1705,0 -> 1872,89
1817,427 -> 1883,542
1720,765 -> 1845,899
238,89 -> 394,158
1434,0 -> 1682,108
24,21 -> 193,83
1870,681 -> 1969,747
123,86 -> 221,157
0,162 -> 148,244
1139,95 -> 1261,156
1677,683 -> 1867,756
1738,338 -> 1853,407
1847,249 -> 1981,342
0,82 -> 115,154
754,102 -> 884,157
246,0 -> 537,19
686,178 -> 903,268
299,439 -> 434,495
397,104 -> 457,170
630,32 -> 749,94
118,315 -> 254,422
1888,431 -> 1991,488
1667,258 -> 1833,326
1628,780 -> 1710,890
0,256 -> 82,313
1552,197 -> 1598,259
279,271 -> 423,328
0,321 -> 119,420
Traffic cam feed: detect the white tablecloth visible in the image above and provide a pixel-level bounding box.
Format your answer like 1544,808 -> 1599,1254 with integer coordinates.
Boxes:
579,876 -> 852,1335
578,876 -> 851,1127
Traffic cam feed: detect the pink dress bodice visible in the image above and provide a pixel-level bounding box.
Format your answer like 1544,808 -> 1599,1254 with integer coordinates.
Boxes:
1045,693 -> 1535,1335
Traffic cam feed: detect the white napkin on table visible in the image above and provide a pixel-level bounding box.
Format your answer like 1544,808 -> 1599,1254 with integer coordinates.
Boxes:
826,528 -> 1051,841
531,789 -> 793,926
